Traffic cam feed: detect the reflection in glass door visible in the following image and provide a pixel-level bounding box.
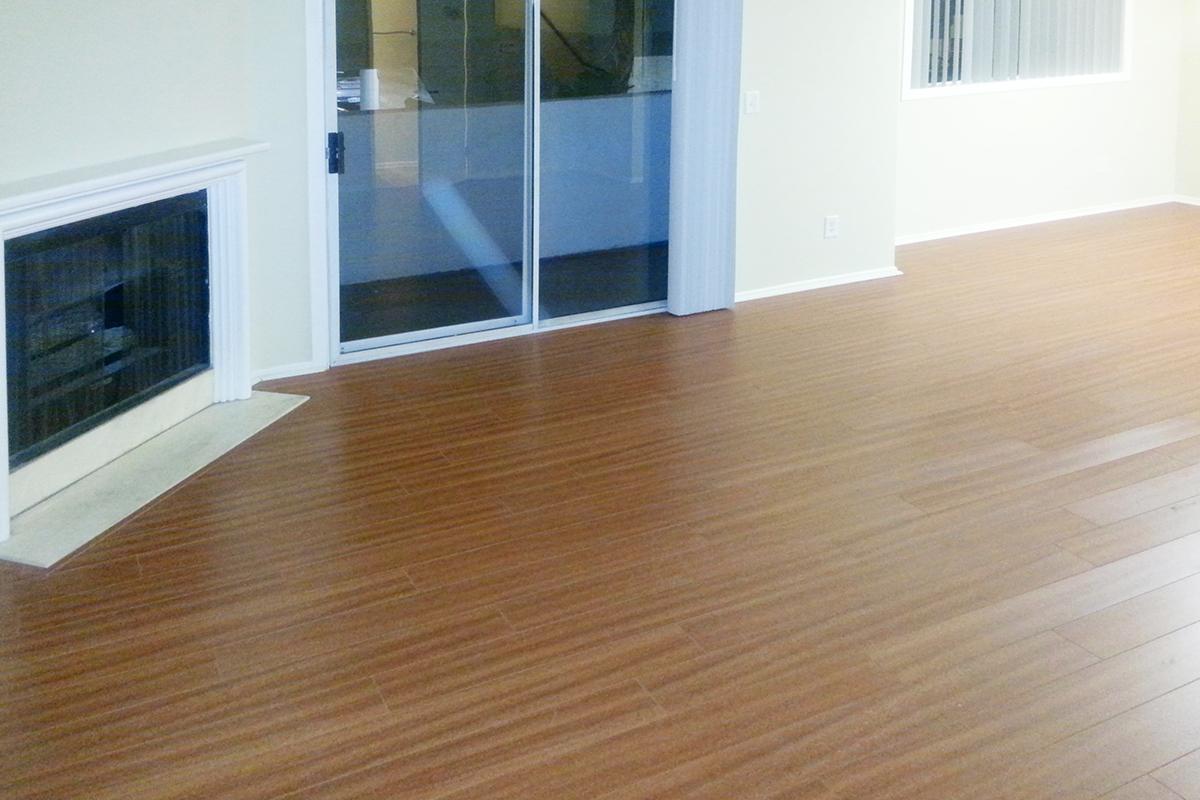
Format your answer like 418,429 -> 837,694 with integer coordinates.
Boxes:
335,0 -> 531,350
537,0 -> 674,321
332,1 -> 675,353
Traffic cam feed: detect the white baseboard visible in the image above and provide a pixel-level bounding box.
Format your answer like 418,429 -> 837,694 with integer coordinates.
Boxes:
735,268 -> 903,304
252,360 -> 327,385
895,196 -> 1181,246
1173,195 -> 1200,207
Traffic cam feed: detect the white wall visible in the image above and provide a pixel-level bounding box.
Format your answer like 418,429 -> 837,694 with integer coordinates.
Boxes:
0,1 -> 248,180
736,0 -> 904,296
896,0 -> 1187,241
244,0 -> 322,372
1180,0 -> 1200,197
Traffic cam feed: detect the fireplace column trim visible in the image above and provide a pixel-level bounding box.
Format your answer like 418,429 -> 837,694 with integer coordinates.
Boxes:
0,139 -> 268,542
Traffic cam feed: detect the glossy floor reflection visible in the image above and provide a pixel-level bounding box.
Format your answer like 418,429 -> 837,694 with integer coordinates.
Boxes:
5,204 -> 1200,799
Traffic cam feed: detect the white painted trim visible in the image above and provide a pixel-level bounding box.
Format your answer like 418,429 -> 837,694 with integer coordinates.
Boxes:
1173,195 -> 1200,207
735,268 -> 903,304
903,71 -> 1131,101
306,0 -> 333,375
252,360 -> 327,385
322,0 -> 342,367
900,0 -> 1135,102
0,140 -> 267,216
0,140 -> 263,541
895,196 -> 1179,245
208,171 -> 254,403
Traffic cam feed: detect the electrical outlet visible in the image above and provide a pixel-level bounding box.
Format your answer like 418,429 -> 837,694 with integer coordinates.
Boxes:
824,215 -> 841,240
744,90 -> 762,115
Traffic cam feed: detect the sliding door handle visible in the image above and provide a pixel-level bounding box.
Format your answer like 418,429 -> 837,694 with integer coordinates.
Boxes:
327,132 -> 346,175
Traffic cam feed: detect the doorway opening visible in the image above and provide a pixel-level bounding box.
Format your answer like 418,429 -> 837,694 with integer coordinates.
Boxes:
329,0 -> 675,356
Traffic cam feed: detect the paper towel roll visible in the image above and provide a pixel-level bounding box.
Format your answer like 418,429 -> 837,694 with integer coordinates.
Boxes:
360,69 -> 381,111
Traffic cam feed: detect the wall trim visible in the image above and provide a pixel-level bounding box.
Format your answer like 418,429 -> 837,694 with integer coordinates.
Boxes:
252,360 -> 327,385
305,0 -> 333,376
1173,195 -> 1200,207
895,196 -> 1181,246
735,268 -> 903,304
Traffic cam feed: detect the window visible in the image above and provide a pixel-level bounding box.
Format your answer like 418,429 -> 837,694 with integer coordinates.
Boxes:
910,0 -> 1126,91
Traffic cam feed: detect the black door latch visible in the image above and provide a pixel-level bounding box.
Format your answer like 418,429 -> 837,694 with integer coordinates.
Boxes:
327,132 -> 345,175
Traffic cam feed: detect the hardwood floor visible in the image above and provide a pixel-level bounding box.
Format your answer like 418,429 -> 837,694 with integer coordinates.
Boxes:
4,203 -> 1200,799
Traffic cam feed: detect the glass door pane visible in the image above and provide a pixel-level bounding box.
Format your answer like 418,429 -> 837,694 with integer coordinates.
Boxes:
537,0 -> 674,320
336,0 -> 530,350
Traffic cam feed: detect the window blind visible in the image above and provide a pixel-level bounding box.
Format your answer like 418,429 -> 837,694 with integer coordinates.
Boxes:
913,0 -> 1125,89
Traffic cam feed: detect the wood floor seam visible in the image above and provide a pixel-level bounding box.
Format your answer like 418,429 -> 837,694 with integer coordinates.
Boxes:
6,205 -> 1200,799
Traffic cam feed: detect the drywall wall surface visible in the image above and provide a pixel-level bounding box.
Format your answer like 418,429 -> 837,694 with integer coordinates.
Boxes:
1179,0 -> 1200,197
897,0 -> 1186,240
244,0 -> 320,372
736,0 -> 903,295
0,1 -> 249,182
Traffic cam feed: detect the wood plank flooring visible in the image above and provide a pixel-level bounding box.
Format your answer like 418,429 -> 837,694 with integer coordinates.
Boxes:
4,203 -> 1200,798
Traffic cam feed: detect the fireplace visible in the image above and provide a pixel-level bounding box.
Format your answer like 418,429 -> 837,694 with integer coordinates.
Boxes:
0,139 -> 263,544
6,192 -> 212,467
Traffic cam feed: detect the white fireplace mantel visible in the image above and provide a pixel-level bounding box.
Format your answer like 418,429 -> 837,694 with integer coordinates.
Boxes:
0,139 -> 268,543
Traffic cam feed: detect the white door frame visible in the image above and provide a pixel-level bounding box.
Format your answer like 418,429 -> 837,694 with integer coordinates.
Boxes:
304,0 -> 334,374
303,0 -> 741,369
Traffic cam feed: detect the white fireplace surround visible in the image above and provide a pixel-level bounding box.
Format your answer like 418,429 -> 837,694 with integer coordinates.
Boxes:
0,139 -> 267,543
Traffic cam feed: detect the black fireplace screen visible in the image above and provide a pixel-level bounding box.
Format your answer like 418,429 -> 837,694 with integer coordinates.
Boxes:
5,191 -> 211,468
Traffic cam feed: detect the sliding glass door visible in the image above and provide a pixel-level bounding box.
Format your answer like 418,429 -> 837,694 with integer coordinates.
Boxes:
335,0 -> 531,350
333,0 -> 673,352
537,0 -> 674,321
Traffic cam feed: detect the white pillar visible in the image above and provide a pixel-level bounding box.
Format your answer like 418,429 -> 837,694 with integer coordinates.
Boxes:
208,173 -> 254,403
668,0 -> 744,316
